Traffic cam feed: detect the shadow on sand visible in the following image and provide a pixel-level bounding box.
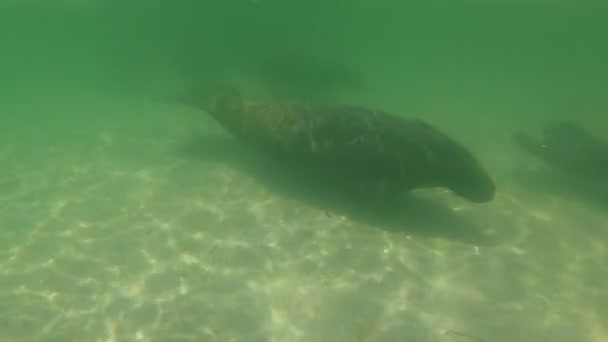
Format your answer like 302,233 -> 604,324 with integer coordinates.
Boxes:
511,168 -> 608,210
181,135 -> 492,245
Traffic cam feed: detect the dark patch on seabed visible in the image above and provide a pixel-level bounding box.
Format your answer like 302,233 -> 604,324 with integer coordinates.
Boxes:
181,134 -> 492,245
512,168 -> 608,209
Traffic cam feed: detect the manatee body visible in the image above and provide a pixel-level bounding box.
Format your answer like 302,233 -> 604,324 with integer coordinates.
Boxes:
191,92 -> 495,203
513,121 -> 608,179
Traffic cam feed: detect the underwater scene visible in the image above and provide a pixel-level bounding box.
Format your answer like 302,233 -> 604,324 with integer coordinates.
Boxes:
1,0 -> 607,341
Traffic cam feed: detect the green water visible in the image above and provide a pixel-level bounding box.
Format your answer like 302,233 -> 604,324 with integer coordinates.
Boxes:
1,1 -> 607,341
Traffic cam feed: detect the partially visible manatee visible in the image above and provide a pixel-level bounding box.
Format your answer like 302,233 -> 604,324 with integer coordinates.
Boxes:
181,89 -> 496,203
513,121 -> 608,179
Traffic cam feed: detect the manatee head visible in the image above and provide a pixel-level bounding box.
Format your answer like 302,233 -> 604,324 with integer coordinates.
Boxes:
445,159 -> 496,203
420,126 -> 496,203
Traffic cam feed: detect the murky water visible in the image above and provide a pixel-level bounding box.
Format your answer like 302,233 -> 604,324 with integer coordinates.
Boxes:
1,1 -> 607,341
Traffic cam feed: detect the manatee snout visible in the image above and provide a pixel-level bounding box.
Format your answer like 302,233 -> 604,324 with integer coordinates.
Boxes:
450,173 -> 496,203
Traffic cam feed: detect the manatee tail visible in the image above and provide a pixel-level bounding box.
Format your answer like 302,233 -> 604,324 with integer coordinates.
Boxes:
512,131 -> 545,158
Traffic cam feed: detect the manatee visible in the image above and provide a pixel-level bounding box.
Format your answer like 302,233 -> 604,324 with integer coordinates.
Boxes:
179,89 -> 496,203
513,121 -> 608,179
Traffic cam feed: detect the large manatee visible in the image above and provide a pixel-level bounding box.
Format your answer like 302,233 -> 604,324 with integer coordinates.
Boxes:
180,89 -> 496,203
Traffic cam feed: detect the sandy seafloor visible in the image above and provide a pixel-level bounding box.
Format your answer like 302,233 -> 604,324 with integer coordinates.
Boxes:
1,95 -> 607,342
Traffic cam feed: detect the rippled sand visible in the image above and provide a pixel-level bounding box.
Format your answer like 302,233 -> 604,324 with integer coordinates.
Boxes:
1,97 -> 606,342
